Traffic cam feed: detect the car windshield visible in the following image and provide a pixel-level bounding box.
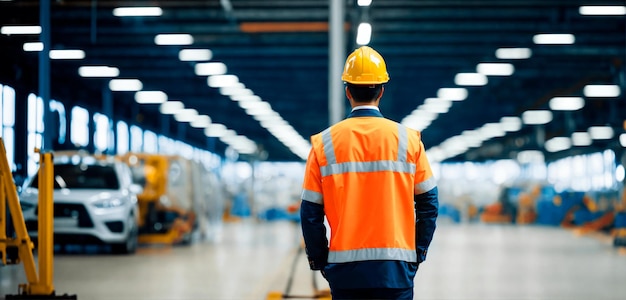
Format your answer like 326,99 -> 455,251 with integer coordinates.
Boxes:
30,164 -> 120,190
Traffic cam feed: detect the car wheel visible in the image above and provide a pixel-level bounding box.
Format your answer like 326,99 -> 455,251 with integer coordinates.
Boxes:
111,221 -> 138,255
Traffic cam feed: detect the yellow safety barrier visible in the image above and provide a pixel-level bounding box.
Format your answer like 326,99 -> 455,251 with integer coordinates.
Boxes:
0,138 -> 76,299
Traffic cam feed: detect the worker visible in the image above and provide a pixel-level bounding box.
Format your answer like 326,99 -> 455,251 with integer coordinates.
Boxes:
300,46 -> 439,300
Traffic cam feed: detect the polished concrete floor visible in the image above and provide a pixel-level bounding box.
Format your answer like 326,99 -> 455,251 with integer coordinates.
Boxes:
1,220 -> 625,300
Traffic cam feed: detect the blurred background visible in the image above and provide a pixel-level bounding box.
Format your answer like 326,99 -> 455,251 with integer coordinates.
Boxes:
0,1 -> 625,299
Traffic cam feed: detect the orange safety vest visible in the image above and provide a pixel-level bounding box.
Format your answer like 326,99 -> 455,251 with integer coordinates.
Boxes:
301,114 -> 436,264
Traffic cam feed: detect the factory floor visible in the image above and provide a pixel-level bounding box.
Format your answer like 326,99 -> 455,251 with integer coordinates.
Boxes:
1,220 -> 625,300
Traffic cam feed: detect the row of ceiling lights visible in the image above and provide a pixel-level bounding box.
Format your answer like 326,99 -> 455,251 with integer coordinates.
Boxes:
1,5 -> 312,160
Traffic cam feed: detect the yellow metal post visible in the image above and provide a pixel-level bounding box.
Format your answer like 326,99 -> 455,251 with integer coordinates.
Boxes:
30,150 -> 55,295
0,138 -> 39,291
1,164 -> 6,265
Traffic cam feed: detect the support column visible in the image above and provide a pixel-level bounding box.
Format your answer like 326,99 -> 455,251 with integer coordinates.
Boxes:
39,0 -> 51,151
328,0 -> 346,126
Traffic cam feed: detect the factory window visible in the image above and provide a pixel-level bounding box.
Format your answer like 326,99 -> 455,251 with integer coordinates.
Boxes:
49,100 -> 67,144
116,121 -> 129,155
547,150 -> 617,192
0,84 -> 16,171
27,93 -> 44,176
130,125 -> 143,153
70,106 -> 89,147
93,113 -> 111,153
158,135 -> 174,154
143,130 -> 157,153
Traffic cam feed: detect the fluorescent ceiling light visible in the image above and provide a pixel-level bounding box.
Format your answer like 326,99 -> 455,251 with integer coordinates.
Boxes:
109,79 -> 143,91
571,132 -> 592,146
517,150 -> 544,164
549,97 -> 585,111
179,49 -> 212,61
1,25 -> 41,35
154,34 -> 193,46
135,91 -> 167,104
437,88 -> 468,101
205,123 -> 227,137
479,123 -> 506,138
240,100 -> 271,111
533,34 -> 575,45
174,108 -> 198,122
454,73 -> 488,86
195,62 -> 227,76
583,84 -> 621,97
495,48 -> 532,60
159,101 -> 184,115
23,42 -> 43,52
208,74 -> 239,88
78,66 -> 119,78
545,137 -> 571,153
356,22 -> 372,45
579,6 -> 626,16
499,116 -> 522,132
476,63 -> 514,76
220,87 -> 253,97
190,115 -> 212,128
113,7 -> 163,17
231,95 -> 262,102
49,49 -> 85,60
522,110 -> 552,125
620,134 -> 626,147
421,99 -> 451,114
588,126 -> 614,140
357,0 -> 372,6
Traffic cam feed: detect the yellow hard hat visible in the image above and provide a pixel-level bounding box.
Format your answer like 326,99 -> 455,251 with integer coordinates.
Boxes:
341,46 -> 389,85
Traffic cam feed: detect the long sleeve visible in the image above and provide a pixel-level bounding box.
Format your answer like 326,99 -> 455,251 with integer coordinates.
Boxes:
300,200 -> 328,270
414,186 -> 439,263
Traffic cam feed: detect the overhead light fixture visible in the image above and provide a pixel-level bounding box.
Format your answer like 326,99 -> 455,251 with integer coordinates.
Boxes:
583,84 -> 621,97
190,115 -> 212,128
49,49 -> 85,60
208,74 -> 239,88
134,91 -> 167,104
174,108 -> 198,122
571,132 -> 592,146
476,63 -> 514,76
517,150 -> 544,164
23,42 -> 43,52
522,110 -> 552,125
437,88 -> 468,101
231,95 -> 262,102
495,48 -> 532,60
1,25 -> 41,35
588,126 -> 614,140
533,34 -> 575,45
579,6 -> 626,16
195,62 -> 227,76
545,137 -> 571,152
500,116 -> 522,132
454,73 -> 488,86
159,101 -> 184,115
357,0 -> 372,6
78,66 -> 119,78
113,7 -> 163,17
356,22 -> 372,45
109,79 -> 143,91
421,98 -> 452,113
220,87 -> 253,97
548,97 -> 585,111
620,133 -> 626,147
205,123 -> 227,137
154,34 -> 193,46
179,49 -> 212,61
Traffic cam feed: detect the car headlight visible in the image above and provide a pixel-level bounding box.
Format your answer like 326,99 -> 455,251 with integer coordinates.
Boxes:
93,198 -> 125,209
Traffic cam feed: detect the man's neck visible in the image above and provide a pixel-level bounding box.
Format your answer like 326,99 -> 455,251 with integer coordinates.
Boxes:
351,105 -> 379,112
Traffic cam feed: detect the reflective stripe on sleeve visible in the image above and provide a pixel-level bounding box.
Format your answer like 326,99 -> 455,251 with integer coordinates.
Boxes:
320,160 -> 416,177
301,189 -> 323,204
415,176 -> 437,195
397,124 -> 408,162
328,247 -> 417,263
321,128 -> 336,165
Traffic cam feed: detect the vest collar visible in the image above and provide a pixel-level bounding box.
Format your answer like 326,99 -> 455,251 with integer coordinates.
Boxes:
347,107 -> 383,118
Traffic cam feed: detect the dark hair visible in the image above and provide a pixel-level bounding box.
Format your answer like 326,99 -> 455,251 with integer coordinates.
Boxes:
346,83 -> 383,103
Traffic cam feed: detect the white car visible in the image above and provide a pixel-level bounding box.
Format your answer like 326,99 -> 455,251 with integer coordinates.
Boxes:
19,159 -> 141,254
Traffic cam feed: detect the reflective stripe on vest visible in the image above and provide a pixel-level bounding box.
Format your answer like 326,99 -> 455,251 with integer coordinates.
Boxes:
301,189 -> 323,205
328,247 -> 417,263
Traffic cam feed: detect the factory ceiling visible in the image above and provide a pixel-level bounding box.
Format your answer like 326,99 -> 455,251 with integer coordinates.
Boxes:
0,0 -> 624,163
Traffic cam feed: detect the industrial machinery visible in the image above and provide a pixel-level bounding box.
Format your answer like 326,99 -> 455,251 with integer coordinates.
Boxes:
120,153 -> 223,245
1,138 -> 76,299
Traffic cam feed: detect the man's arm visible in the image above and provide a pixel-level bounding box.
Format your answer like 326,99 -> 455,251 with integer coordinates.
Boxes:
300,200 -> 328,270
415,186 -> 439,263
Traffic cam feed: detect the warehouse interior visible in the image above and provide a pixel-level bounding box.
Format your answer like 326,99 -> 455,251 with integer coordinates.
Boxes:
0,0 -> 625,299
